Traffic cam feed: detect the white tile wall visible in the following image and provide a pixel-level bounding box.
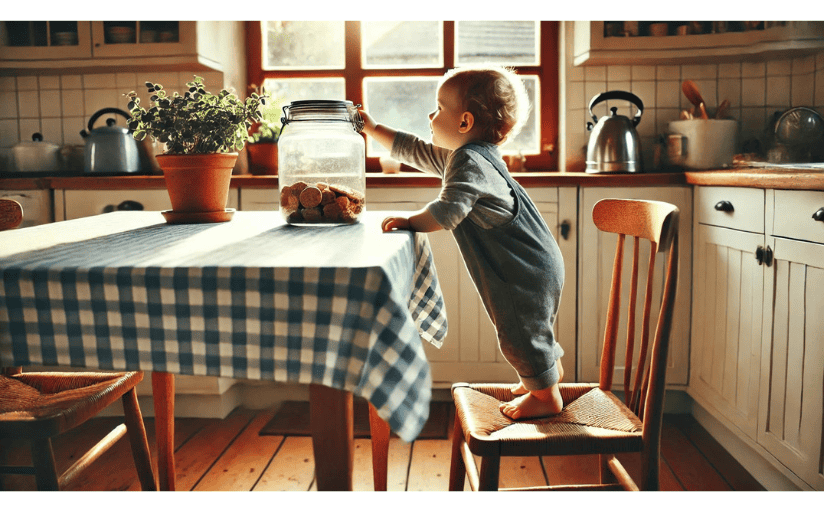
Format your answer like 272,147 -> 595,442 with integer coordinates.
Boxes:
564,48 -> 824,171
0,70 -> 224,159
0,70 -> 224,170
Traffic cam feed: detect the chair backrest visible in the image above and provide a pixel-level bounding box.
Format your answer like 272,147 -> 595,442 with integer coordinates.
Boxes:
592,198 -> 679,429
0,199 -> 24,231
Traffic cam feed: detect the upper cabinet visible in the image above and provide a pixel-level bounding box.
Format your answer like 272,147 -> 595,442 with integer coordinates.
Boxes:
0,21 -> 231,74
573,21 -> 824,66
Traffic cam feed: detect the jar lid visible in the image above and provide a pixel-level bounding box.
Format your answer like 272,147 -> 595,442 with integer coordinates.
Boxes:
281,100 -> 364,133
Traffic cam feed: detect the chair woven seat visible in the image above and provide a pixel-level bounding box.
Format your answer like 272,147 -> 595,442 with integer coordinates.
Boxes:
0,372 -> 144,437
453,383 -> 642,457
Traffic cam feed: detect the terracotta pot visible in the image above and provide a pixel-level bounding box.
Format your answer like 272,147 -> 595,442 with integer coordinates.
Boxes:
246,142 -> 278,175
156,153 -> 237,213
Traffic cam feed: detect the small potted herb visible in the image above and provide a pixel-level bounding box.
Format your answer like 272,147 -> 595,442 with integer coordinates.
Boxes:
125,75 -> 267,223
246,85 -> 281,175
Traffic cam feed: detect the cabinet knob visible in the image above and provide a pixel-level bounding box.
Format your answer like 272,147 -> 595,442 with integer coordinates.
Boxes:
813,207 -> 824,222
756,245 -> 774,266
714,200 -> 734,212
117,200 -> 144,211
560,220 -> 571,240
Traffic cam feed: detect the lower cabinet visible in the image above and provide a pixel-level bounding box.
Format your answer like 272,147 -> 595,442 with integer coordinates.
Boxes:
690,186 -> 824,490
56,188 -> 239,220
758,191 -> 824,490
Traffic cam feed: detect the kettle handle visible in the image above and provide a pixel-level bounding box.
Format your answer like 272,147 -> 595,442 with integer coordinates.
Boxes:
88,108 -> 132,132
588,91 -> 644,127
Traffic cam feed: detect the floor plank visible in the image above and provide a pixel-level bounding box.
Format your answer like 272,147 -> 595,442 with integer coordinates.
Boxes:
668,414 -> 765,491
405,439 -> 454,491
193,410 -> 282,491
172,408 -> 256,491
253,436 -> 314,491
660,420 -> 732,491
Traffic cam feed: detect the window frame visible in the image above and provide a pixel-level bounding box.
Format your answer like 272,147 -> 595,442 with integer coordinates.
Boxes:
246,21 -> 559,172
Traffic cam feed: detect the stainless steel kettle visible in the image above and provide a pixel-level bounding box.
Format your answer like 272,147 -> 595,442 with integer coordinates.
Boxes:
585,91 -> 644,173
81,108 -> 144,175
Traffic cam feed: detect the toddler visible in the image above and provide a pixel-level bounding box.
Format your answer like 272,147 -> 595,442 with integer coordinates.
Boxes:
360,65 -> 565,420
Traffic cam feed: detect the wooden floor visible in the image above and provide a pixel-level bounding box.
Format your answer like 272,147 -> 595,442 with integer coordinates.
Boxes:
0,405 -> 764,492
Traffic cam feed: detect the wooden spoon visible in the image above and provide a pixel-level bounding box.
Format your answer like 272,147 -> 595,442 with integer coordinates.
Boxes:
682,80 -> 709,119
716,99 -> 730,119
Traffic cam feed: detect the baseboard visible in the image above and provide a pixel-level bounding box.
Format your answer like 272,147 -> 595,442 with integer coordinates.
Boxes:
690,400 -> 808,491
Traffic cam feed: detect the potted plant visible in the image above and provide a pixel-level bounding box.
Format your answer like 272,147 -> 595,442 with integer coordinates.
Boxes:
247,118 -> 280,175
245,84 -> 281,176
125,75 -> 266,223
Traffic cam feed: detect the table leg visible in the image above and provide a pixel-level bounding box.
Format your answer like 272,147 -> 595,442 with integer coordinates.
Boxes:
368,402 -> 390,491
309,384 -> 354,491
152,371 -> 176,491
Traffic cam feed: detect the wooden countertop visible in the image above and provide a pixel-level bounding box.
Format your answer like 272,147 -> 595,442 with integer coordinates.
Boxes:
2,168 -> 823,191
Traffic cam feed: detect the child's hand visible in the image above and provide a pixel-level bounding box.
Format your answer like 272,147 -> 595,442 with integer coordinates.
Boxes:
358,108 -> 378,135
381,216 -> 411,232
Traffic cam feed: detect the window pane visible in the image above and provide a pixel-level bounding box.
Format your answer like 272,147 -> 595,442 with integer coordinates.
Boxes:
456,21 -> 539,66
363,77 -> 439,156
261,78 -> 346,122
501,76 -> 539,155
262,21 -> 344,70
362,21 -> 442,68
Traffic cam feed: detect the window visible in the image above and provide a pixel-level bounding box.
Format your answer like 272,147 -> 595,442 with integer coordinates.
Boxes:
246,21 -> 558,171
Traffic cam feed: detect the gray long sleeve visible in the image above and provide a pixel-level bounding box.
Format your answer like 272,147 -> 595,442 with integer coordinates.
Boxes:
390,131 -> 514,230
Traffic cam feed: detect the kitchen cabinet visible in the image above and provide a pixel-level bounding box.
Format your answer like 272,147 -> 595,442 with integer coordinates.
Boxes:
240,186 -> 578,386
578,186 -> 692,387
690,186 -> 824,491
690,186 -> 765,442
573,21 -> 824,66
757,189 -> 824,490
1,21 -> 235,74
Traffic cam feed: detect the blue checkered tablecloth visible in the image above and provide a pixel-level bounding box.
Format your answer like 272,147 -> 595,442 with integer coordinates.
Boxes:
0,210 -> 447,442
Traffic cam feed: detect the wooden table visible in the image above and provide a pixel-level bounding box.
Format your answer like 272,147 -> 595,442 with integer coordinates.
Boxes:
0,210 -> 447,490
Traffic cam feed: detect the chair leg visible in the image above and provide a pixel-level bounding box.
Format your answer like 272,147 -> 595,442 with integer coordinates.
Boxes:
478,454 -> 500,491
121,388 -> 158,491
448,414 -> 466,491
368,402 -> 389,491
599,453 -> 618,485
30,438 -> 60,491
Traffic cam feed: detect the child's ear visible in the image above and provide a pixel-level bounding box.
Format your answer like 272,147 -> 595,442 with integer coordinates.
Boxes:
459,112 -> 474,133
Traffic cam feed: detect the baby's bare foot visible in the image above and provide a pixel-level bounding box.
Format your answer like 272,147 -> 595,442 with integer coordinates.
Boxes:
511,381 -> 528,395
499,385 -> 563,420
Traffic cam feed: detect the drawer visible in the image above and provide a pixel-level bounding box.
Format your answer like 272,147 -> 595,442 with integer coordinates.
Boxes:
696,186 -> 764,233
773,189 -> 824,244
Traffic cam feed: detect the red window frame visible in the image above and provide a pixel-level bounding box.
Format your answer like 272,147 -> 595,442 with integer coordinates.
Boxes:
246,21 -> 559,172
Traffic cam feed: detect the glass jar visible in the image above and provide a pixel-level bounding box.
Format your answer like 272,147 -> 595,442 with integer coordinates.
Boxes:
277,100 -> 366,225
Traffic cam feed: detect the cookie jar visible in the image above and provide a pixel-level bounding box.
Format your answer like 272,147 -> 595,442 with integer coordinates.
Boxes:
277,100 -> 366,224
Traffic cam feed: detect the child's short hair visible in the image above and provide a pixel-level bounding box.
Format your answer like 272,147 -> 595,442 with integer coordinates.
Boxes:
440,65 -> 530,145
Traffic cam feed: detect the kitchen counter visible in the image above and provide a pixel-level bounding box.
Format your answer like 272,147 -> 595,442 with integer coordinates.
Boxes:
2,168 -> 823,191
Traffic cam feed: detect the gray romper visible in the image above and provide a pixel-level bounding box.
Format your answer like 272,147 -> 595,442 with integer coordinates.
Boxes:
391,132 -> 565,390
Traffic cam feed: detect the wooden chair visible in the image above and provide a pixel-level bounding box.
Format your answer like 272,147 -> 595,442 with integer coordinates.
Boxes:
0,198 -> 157,491
447,198 -> 679,491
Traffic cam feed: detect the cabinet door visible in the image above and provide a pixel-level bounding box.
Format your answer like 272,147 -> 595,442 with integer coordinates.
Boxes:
1,21 -> 92,60
90,21 -> 194,58
690,224 -> 764,441
579,186 -> 692,386
759,236 -> 824,490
